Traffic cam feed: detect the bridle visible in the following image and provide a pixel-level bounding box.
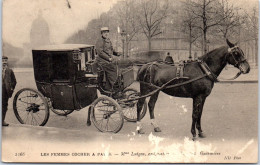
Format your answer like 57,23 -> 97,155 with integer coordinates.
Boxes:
199,45 -> 247,82
227,46 -> 247,69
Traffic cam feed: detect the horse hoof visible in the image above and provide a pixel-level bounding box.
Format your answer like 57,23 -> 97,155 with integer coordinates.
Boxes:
137,129 -> 145,134
199,132 -> 206,138
154,127 -> 161,132
192,137 -> 196,141
86,121 -> 91,126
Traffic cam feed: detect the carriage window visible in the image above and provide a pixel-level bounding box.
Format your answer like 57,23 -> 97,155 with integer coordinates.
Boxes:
52,53 -> 69,80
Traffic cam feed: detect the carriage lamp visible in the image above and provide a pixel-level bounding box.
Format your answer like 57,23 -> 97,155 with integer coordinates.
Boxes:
72,50 -> 82,61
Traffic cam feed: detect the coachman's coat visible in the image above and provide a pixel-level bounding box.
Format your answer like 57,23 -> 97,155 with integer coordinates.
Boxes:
95,36 -> 119,90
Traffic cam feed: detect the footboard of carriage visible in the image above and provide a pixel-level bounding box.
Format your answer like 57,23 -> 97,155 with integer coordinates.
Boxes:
115,66 -> 135,90
121,66 -> 135,89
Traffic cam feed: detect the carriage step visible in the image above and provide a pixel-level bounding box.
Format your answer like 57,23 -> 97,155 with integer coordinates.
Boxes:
85,74 -> 98,78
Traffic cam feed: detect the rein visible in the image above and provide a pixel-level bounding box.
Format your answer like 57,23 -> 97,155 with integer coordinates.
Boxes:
118,74 -> 208,103
217,71 -> 242,81
119,47 -> 244,103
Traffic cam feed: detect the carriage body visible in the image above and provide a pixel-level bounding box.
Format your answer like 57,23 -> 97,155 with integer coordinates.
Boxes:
13,44 -> 147,132
32,44 -> 98,110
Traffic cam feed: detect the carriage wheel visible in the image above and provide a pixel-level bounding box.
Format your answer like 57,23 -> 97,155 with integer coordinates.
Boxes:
121,88 -> 147,122
13,88 -> 49,126
51,109 -> 74,116
91,96 -> 124,133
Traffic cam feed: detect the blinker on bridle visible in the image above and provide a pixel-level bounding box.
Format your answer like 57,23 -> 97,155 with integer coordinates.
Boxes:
227,46 -> 246,67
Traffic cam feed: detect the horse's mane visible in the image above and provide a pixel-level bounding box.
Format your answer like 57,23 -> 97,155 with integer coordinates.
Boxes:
198,46 -> 228,61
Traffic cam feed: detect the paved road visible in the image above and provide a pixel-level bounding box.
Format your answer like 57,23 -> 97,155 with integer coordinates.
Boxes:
2,71 -> 258,163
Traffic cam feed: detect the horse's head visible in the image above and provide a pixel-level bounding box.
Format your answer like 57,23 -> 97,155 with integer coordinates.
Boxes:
226,39 -> 250,74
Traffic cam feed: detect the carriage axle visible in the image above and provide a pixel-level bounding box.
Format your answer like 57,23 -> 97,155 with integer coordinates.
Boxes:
26,104 -> 40,113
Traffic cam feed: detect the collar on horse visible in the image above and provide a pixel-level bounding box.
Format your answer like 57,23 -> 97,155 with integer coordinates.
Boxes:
198,60 -> 219,82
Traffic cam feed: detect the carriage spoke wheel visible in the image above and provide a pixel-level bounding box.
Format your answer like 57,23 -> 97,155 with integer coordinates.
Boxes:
51,109 -> 74,116
13,88 -> 49,126
91,96 -> 124,133
121,88 -> 147,122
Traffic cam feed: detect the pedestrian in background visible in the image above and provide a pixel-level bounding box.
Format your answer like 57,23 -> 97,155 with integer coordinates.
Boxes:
2,56 -> 16,126
164,52 -> 174,64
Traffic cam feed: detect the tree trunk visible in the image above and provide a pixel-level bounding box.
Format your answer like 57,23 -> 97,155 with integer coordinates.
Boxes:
202,0 -> 207,54
125,41 -> 129,57
255,39 -> 258,66
203,30 -> 207,54
148,37 -> 152,51
201,38 -> 204,55
122,40 -> 125,59
189,42 -> 192,59
189,26 -> 192,59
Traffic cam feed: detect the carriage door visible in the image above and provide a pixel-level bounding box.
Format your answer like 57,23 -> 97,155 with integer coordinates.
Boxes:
50,52 -> 75,110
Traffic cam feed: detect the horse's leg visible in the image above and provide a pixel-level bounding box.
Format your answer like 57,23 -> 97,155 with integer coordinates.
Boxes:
191,95 -> 205,140
148,92 -> 161,132
196,97 -> 206,138
86,106 -> 92,126
136,97 -> 146,134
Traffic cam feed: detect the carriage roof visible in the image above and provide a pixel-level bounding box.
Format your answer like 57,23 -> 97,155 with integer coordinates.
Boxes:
32,44 -> 95,51
32,43 -> 96,85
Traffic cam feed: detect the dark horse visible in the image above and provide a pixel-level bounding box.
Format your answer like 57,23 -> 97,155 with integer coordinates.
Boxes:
136,39 -> 250,140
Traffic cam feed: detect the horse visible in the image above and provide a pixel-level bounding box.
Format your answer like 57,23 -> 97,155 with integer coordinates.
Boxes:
136,39 -> 250,140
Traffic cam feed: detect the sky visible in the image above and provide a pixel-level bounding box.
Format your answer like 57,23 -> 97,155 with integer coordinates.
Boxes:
2,0 -> 258,48
2,0 -> 118,47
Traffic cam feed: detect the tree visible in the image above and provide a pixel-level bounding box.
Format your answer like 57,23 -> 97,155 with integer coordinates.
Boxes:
182,0 -> 202,58
65,12 -> 116,45
186,0 -> 226,54
65,18 -> 100,45
137,0 -> 169,51
116,0 -> 140,57
243,7 -> 258,65
215,0 -> 244,40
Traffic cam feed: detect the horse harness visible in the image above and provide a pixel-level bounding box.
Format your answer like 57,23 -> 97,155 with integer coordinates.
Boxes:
143,61 -> 187,85
142,46 -> 244,90
176,62 -> 185,78
120,62 -> 208,103
120,46 -> 244,103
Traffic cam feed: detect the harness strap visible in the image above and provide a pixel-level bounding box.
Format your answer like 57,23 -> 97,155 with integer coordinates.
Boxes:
118,74 -> 207,103
176,64 -> 184,77
198,60 -> 242,82
198,60 -> 219,82
165,74 -> 207,89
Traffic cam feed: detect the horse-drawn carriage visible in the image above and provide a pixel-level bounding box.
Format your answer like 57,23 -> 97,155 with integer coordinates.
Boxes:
13,40 -> 250,139
13,44 -> 147,133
